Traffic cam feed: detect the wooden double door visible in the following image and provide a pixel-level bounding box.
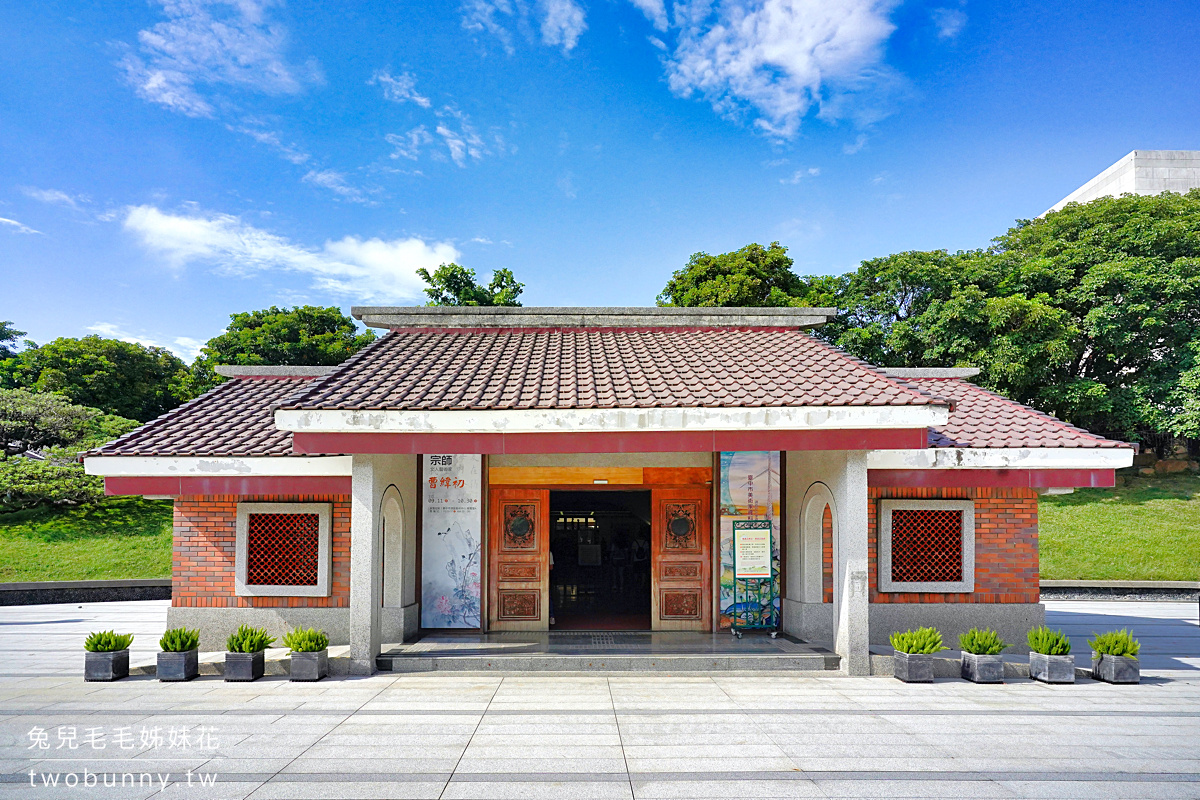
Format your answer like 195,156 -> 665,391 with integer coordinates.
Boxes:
487,485 -> 711,631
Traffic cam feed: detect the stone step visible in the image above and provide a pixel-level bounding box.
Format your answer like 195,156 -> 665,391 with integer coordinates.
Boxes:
376,652 -> 839,673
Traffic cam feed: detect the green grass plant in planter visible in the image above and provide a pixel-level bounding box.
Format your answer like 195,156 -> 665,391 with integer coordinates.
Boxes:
889,627 -> 947,683
1027,625 -> 1074,684
1089,629 -> 1141,684
283,628 -> 331,682
157,627 -> 201,682
224,625 -> 275,683
83,631 -> 134,682
959,628 -> 1010,684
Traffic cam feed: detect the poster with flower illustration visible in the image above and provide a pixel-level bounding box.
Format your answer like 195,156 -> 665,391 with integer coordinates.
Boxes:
420,454 -> 482,628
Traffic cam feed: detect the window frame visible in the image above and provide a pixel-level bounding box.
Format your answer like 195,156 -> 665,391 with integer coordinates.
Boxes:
877,499 -> 975,593
235,502 -> 332,597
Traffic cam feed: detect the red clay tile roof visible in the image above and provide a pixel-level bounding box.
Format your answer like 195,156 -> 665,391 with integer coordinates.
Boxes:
87,377 -> 318,458
278,328 -> 948,411
906,377 -> 1129,449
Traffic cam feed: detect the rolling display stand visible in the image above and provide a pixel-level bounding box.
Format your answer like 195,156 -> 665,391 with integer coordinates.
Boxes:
730,519 -> 778,639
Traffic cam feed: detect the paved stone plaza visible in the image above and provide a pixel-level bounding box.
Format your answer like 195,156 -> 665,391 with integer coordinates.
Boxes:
0,600 -> 1197,799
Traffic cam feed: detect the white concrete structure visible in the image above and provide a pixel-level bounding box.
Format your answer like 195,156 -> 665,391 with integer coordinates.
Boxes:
1046,150 -> 1200,214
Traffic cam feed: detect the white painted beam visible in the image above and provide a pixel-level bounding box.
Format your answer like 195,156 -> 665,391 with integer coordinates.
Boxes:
84,456 -> 353,477
274,405 -> 949,435
866,448 -> 1133,470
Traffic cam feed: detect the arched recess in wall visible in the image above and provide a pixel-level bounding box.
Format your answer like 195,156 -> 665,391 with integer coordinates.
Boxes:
796,482 -> 836,604
381,485 -> 409,608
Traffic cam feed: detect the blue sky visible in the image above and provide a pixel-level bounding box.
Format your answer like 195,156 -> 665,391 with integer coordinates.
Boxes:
2,0 -> 1198,360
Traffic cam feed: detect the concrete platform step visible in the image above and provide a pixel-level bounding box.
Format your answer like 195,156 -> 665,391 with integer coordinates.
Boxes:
377,652 -> 839,672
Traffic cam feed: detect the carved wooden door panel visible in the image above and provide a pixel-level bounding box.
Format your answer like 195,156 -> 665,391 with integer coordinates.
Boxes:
487,487 -> 550,631
651,486 -> 712,632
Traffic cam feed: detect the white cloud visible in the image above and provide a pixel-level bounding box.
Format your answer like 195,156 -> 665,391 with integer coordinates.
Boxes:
629,0 -> 668,31
301,169 -> 373,204
123,204 -> 458,302
468,237 -> 494,244
780,166 -> 820,184
230,124 -> 311,164
556,171 -> 577,199
21,187 -> 86,209
172,337 -> 206,360
843,132 -> 869,154
386,126 -> 433,160
665,0 -> 902,138
371,70 -> 431,107
434,107 -> 489,166
86,323 -> 205,360
461,0 -> 587,53
931,7 -> 967,39
0,217 -> 41,235
540,0 -> 587,52
119,0 -> 318,118
461,0 -> 517,53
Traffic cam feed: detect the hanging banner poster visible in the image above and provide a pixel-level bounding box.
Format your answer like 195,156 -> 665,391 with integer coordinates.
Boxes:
734,520 -> 772,579
421,454 -> 482,628
718,451 -> 780,628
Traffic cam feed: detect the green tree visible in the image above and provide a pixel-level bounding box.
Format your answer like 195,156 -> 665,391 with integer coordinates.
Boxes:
0,337 -> 187,422
657,242 -> 831,307
0,321 -> 25,359
184,305 -> 376,397
0,391 -> 139,509
0,388 -> 102,455
416,263 -> 524,306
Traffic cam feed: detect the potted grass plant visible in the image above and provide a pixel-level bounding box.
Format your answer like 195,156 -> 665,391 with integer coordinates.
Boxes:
84,631 -> 134,682
157,627 -> 200,682
959,628 -> 1010,683
283,628 -> 330,681
1090,629 -> 1140,684
224,625 -> 275,682
889,627 -> 948,683
1028,625 -> 1074,684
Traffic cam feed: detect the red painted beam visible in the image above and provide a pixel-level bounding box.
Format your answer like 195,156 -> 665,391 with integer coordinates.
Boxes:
104,476 -> 352,497
868,468 -> 1115,489
292,428 -> 930,455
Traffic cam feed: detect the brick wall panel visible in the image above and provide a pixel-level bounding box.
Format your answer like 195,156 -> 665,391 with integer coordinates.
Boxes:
868,486 -> 1039,604
171,494 -> 352,608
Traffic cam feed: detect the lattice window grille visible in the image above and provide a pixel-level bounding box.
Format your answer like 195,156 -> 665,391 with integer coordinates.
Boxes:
889,509 -> 963,584
245,513 -> 320,586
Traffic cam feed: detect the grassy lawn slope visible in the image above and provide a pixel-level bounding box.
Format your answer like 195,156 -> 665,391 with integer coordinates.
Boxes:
1039,472 -> 1200,581
0,497 -> 172,582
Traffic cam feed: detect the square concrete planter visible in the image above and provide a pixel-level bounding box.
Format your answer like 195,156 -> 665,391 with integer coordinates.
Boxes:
1092,654 -> 1139,684
225,651 -> 265,682
157,649 -> 199,682
893,651 -> 935,683
1030,652 -> 1075,684
961,652 -> 1004,684
289,649 -> 328,681
84,650 -> 129,682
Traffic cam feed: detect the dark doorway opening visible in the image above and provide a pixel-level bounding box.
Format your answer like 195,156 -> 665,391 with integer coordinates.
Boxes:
549,490 -> 652,630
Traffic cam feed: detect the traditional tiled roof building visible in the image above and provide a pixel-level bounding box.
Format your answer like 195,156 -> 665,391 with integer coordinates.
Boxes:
86,307 -> 1132,674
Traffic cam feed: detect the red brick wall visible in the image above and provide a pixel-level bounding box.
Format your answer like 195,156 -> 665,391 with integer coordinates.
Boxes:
172,494 -> 351,608
869,487 -> 1039,604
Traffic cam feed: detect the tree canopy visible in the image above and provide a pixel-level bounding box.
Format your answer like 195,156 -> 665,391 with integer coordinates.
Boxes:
183,305 -> 376,397
659,190 -> 1200,443
417,263 -> 524,306
0,321 -> 24,359
0,388 -> 140,509
657,242 -> 833,307
0,336 -> 187,422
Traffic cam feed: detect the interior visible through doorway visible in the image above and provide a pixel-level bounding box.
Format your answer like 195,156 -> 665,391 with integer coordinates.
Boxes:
549,490 -> 651,630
